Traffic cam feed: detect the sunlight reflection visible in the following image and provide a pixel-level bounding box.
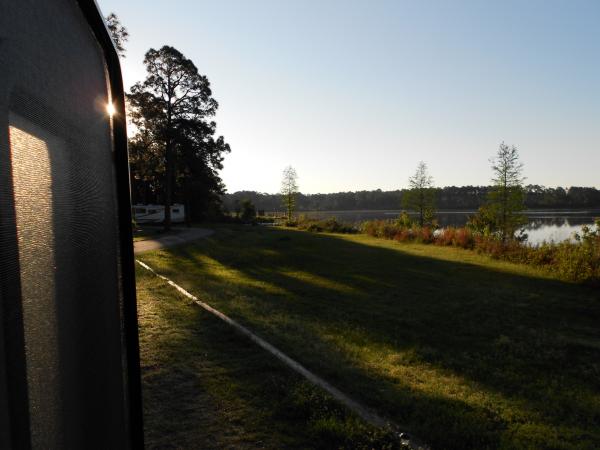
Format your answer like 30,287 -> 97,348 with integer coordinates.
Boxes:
9,114 -> 61,436
106,102 -> 116,117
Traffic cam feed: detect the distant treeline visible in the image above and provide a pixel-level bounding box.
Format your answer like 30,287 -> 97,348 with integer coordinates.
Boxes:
223,186 -> 600,213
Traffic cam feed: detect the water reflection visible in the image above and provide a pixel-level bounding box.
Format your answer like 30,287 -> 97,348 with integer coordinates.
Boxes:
300,210 -> 600,245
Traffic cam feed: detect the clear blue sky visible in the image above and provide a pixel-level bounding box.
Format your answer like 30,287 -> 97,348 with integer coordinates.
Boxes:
99,0 -> 599,193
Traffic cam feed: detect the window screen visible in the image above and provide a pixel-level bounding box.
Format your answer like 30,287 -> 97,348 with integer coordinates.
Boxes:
0,1 -> 138,448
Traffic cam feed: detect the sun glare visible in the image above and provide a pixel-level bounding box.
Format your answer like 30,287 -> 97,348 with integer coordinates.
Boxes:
106,102 -> 116,117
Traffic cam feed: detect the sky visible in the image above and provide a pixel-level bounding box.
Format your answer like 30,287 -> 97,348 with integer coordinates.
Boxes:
98,0 -> 600,194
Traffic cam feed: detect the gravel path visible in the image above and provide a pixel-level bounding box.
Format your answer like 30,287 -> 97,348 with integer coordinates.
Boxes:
133,227 -> 214,254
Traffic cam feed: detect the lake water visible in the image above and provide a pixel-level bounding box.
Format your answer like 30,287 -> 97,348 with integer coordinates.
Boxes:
298,209 -> 600,246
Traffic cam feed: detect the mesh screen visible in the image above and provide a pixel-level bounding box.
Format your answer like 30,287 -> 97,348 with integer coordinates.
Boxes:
0,1 -> 129,448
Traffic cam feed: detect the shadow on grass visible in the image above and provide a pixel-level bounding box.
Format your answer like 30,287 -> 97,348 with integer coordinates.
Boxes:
141,227 -> 600,449
137,269 -> 405,449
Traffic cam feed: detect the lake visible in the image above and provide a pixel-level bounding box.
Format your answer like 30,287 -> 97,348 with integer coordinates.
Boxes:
297,209 -> 600,246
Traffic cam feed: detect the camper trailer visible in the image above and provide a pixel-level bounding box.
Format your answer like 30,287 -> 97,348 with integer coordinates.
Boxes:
133,204 -> 185,224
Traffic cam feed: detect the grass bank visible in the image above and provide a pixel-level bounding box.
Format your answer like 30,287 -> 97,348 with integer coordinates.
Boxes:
138,226 -> 600,449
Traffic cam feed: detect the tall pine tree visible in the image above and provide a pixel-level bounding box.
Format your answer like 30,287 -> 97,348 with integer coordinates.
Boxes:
127,46 -> 229,229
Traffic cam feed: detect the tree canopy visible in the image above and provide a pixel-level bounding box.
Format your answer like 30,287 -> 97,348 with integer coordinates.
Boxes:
468,143 -> 527,240
223,185 -> 600,213
105,13 -> 129,57
487,142 -> 527,241
127,46 -> 229,228
281,166 -> 299,221
403,161 -> 436,226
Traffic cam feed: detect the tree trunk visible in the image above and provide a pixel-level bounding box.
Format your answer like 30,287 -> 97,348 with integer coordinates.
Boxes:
142,179 -> 148,205
286,194 -> 292,221
164,141 -> 172,231
183,176 -> 191,227
502,175 -> 507,243
164,96 -> 173,231
419,189 -> 424,227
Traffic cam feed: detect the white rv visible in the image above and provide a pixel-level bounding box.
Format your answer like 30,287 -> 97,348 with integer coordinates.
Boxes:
132,204 -> 185,224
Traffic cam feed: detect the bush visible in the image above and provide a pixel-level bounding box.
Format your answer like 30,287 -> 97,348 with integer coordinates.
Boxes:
454,228 -> 475,249
553,220 -> 600,283
240,199 -> 257,222
417,227 -> 434,244
359,218 -> 600,284
393,229 -> 414,242
438,227 -> 476,249
296,217 -> 356,234
436,227 -> 455,246
396,211 -> 413,228
360,220 -> 402,239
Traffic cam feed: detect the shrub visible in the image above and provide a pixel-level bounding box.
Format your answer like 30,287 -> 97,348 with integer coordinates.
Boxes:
396,211 -> 413,228
436,227 -> 456,246
359,218 -> 600,284
393,229 -> 413,242
382,223 -> 400,239
454,228 -> 475,249
240,199 -> 257,222
551,220 -> 600,283
360,220 -> 379,237
360,220 -> 400,238
417,227 -> 434,244
296,217 -> 356,234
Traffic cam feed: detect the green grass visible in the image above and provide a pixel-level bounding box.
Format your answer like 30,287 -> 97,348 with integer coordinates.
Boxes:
138,265 -> 402,449
138,226 -> 600,449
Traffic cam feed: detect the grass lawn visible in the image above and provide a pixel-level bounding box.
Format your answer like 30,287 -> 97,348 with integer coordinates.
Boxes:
137,226 -> 600,449
137,265 -> 400,449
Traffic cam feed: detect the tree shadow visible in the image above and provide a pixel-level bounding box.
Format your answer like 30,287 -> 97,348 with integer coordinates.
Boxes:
144,227 -> 600,449
137,269 -> 409,449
